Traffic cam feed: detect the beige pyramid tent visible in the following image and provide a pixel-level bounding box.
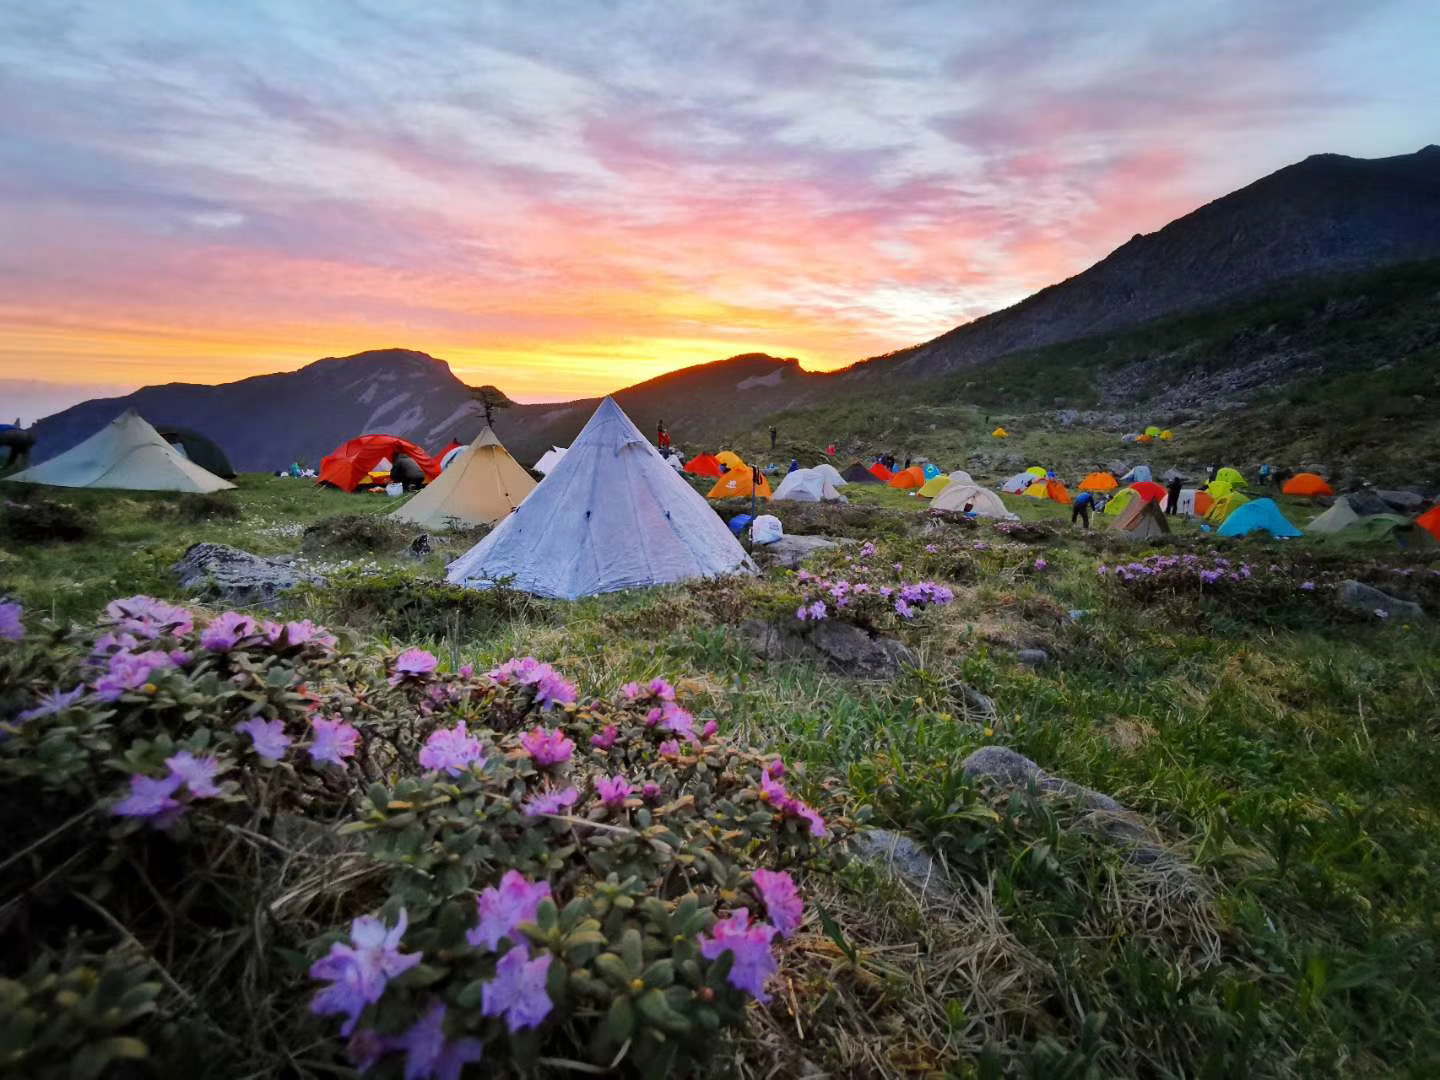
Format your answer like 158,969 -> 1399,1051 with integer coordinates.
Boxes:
4,410 -> 234,493
1110,498 -> 1170,539
390,427 -> 535,530
930,482 -> 1016,519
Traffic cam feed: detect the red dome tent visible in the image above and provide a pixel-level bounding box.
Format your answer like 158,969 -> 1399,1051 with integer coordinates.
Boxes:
1129,481 -> 1167,504
869,462 -> 894,482
318,435 -> 441,492
684,453 -> 724,478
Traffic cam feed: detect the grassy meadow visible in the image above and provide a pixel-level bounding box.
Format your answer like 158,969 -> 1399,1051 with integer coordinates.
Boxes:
3,463 -> 1439,1078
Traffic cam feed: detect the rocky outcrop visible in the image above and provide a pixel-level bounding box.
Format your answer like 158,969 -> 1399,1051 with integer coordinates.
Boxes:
738,617 -> 916,678
173,542 -> 323,606
1338,580 -> 1424,620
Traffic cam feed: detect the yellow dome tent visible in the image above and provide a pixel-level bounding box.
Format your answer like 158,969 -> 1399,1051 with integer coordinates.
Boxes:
917,474 -> 952,498
1022,478 -> 1072,504
1159,429 -> 1174,441
992,427 -> 1009,438
1104,487 -> 1139,516
1204,491 -> 1249,525
1025,465 -> 1047,478
714,451 -> 746,473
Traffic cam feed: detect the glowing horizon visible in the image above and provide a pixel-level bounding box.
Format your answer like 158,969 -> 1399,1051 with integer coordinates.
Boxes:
1,1 -> 1436,421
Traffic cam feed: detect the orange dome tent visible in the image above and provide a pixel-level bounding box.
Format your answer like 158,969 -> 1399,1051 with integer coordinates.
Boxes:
1417,505 -> 1440,543
869,462 -> 894,482
1129,481 -> 1167,504
888,465 -> 926,490
318,435 -> 440,492
1282,472 -> 1335,497
1193,491 -> 1214,517
707,468 -> 771,500
714,451 -> 746,473
1022,478 -> 1072,505
684,453 -> 724,478
1079,471 -> 1119,492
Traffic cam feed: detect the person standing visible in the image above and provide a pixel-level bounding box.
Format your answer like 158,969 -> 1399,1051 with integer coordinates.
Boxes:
1072,490 -> 1095,528
1165,475 -> 1183,515
657,421 -> 671,454
768,425 -> 777,450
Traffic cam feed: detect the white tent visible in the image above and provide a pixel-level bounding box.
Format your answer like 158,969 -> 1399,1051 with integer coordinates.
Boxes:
1001,472 -> 1033,494
930,482 -> 1016,519
5,410 -> 234,493
390,426 -> 536,530
533,447 -> 567,475
447,398 -> 755,599
772,468 -> 846,503
440,445 -> 466,470
947,470 -> 974,486
664,453 -> 685,473
812,462 -> 846,487
1177,488 -> 1203,517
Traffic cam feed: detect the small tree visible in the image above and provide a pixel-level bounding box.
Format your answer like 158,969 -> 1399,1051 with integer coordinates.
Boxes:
468,385 -> 512,428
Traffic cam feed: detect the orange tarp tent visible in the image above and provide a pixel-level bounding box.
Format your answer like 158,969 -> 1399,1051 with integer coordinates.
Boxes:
684,453 -> 724,478
869,462 -> 894,482
1193,491 -> 1214,517
1416,505 -> 1440,543
708,469 -> 772,500
318,435 -> 440,492
1022,478 -> 1072,505
1079,471 -> 1119,492
888,465 -> 926,490
1129,481 -> 1167,503
1282,472 -> 1335,497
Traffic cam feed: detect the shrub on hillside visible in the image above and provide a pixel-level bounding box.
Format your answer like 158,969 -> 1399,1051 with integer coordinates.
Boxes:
307,568 -> 546,639
302,513 -> 412,556
172,491 -> 243,522
0,598 -> 842,1077
0,497 -> 94,544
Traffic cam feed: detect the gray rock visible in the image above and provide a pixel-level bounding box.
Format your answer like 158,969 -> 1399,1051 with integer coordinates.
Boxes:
738,618 -> 790,662
1374,489 -> 1425,513
174,542 -> 324,606
1338,580 -> 1424,620
1347,491 -> 1394,517
408,534 -> 433,558
849,828 -> 953,902
751,534 -> 842,568
808,619 -> 917,678
961,746 -> 1123,812
1016,648 -> 1049,667
959,685 -> 996,719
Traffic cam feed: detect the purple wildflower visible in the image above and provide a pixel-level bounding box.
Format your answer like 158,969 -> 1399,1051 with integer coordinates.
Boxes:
766,758 -> 786,779
595,774 -> 633,808
522,786 -> 579,817
1033,558 -> 1048,571
236,717 -> 291,762
93,649 -> 175,701
418,721 -> 485,776
102,596 -> 193,639
796,600 -> 828,621
200,612 -> 259,652
0,601 -> 22,641
17,684 -> 85,722
699,908 -> 779,1002
310,909 -> 421,1036
859,541 -> 876,558
397,1001 -> 484,1080
519,726 -> 574,766
701,718 -> 718,739
590,724 -> 619,750
894,597 -> 914,618
487,657 -> 577,707
925,544 -> 938,553
657,701 -> 695,737
468,870 -> 552,951
1299,581 -> 1315,591
641,781 -> 662,800
659,739 -> 681,758
648,677 -> 676,701
310,716 -> 360,768
267,619 -> 338,650
389,648 -> 438,687
752,869 -> 804,938
482,944 -> 554,1033
112,773 -> 184,822
1199,570 -> 1223,585
620,681 -> 643,700
165,751 -> 222,797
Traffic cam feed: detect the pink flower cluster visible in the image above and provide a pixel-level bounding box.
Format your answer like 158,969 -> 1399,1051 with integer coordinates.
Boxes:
758,768 -> 828,837
488,656 -> 577,708
419,721 -> 486,776
519,726 -> 574,766
389,648 -> 439,686
112,750 -> 225,825
0,601 -> 23,642
1099,553 -> 1264,586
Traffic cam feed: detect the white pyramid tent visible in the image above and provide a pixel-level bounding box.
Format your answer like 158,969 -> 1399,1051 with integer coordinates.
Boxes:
533,447 -> 567,475
5,410 -> 234,493
390,426 -> 535,530
773,468 -> 845,502
812,462 -> 846,487
931,482 -> 1016,519
447,398 -> 755,599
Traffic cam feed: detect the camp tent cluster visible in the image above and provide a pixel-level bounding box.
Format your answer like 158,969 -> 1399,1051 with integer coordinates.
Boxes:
4,411 -> 235,493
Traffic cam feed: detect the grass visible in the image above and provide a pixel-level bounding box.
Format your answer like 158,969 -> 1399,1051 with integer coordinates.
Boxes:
3,471 -> 1440,1078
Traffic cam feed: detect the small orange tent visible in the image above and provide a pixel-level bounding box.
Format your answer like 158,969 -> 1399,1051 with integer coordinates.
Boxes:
869,462 -> 894,482
1079,471 -> 1119,492
1416,505 -> 1440,543
318,435 -> 441,492
1194,491 -> 1214,517
707,469 -> 772,500
684,453 -> 724,478
1022,478 -> 1072,505
1129,481 -> 1167,504
1282,472 -> 1335,497
888,465 -> 926,490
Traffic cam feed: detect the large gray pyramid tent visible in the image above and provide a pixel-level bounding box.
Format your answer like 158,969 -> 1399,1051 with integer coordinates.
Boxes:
447,398 -> 755,599
4,410 -> 235,493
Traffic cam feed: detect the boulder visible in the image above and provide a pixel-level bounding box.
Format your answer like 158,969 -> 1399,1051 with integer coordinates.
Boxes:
750,534 -> 841,568
849,828 -> 953,903
1338,580 -> 1424,620
1374,489 -> 1425,513
1347,491 -> 1394,517
1016,648 -> 1049,667
807,619 -> 917,678
961,745 -> 1123,811
173,542 -> 324,606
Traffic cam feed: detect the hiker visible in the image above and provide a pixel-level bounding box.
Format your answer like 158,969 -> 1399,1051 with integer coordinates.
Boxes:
768,425 -> 777,450
826,443 -> 836,456
656,421 -> 671,453
1259,463 -> 1273,487
1165,475 -> 1183,515
1072,490 -> 1096,528
788,458 -> 800,473
1206,464 -> 1218,483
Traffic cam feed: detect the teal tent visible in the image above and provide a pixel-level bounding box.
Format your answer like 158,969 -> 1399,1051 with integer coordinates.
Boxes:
922,463 -> 942,479
1217,498 -> 1302,539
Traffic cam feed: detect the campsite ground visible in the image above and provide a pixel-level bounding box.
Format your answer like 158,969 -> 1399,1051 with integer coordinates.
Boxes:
3,470 -> 1439,1078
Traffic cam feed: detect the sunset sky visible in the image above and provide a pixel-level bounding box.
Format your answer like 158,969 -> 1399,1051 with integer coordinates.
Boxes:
1,0 -> 1436,421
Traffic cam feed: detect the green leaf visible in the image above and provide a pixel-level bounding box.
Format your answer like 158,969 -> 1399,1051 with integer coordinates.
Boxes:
607,995 -> 636,1043
640,958 -> 675,988
620,929 -> 644,975
594,952 -> 632,989
636,988 -> 690,1033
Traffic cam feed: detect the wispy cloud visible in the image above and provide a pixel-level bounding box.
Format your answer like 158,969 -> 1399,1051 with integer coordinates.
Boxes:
0,0 -> 1434,402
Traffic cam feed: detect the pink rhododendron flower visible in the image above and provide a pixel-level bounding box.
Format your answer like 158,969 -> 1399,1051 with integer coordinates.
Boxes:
590,724 -> 619,750
397,1000 -> 484,1080
102,596 -> 193,639
200,612 -> 259,652
657,702 -> 695,737
389,648 -> 439,686
468,870 -> 552,951
648,677 -> 676,701
752,869 -> 804,938
487,657 -> 577,707
418,721 -> 485,776
759,774 -> 829,837
701,719 -> 718,739
165,751 -> 222,797
93,650 -> 175,701
267,619 -> 338,650
620,681 -> 643,701
310,909 -> 421,1036
522,786 -> 579,817
519,726 -> 574,766
0,601 -> 22,641
18,684 -> 85,722
236,717 -> 291,762
766,758 -> 786,779
595,774 -> 633,808
310,716 -> 360,767
659,740 -> 680,758
112,773 -> 184,822
482,944 -> 554,1032
699,908 -> 779,1002
641,781 -> 662,800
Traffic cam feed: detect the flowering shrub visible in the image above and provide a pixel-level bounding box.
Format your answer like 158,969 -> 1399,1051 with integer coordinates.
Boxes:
1,597 -> 845,1077
789,541 -> 955,628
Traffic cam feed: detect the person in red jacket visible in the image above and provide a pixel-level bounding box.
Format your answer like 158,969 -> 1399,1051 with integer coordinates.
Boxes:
656,421 -> 671,454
